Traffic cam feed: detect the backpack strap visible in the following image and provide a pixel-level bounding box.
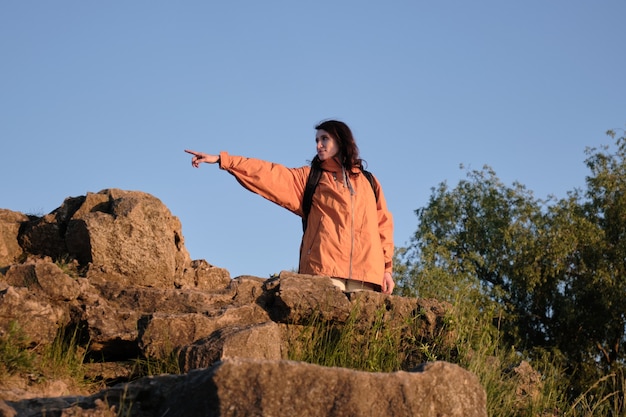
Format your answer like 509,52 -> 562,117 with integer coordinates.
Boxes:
361,169 -> 379,201
302,166 -> 323,232
302,167 -> 379,233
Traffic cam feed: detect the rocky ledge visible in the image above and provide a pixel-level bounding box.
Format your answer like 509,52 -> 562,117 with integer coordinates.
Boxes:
0,189 -> 487,417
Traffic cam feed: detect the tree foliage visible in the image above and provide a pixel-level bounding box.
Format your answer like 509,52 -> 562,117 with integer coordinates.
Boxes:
396,129 -> 626,399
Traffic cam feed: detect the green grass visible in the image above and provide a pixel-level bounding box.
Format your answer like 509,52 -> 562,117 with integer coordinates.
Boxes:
38,325 -> 91,381
287,295 -> 626,417
129,349 -> 181,378
54,255 -> 81,278
0,321 -> 174,400
0,321 -> 35,375
287,300 -> 440,373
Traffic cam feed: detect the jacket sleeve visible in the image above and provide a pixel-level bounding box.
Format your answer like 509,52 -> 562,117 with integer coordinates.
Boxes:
372,176 -> 395,274
218,151 -> 309,216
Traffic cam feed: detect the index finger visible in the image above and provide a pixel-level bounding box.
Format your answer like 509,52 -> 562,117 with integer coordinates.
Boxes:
184,149 -> 200,156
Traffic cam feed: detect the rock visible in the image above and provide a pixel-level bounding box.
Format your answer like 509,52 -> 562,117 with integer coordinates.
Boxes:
268,271 -> 352,323
181,259 -> 231,291
2,359 -> 488,417
4,258 -> 81,302
17,189 -> 230,290
138,303 -> 271,359
0,286 -> 67,346
178,321 -> 284,372
227,275 -> 268,305
82,362 -> 133,386
79,297 -> 142,357
65,189 -> 192,288
0,209 -> 28,267
89,280 -> 236,314
0,258 -> 84,347
512,360 -> 544,408
68,277 -> 269,359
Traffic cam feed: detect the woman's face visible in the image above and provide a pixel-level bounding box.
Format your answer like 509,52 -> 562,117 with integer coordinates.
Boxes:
316,129 -> 340,161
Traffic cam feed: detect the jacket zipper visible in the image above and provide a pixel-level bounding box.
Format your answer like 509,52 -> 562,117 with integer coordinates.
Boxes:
342,167 -> 356,279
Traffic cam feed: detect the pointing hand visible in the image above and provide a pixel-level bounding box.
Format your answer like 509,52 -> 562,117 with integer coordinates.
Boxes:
184,149 -> 220,168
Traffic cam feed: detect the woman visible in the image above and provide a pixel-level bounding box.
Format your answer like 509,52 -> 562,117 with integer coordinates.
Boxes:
185,120 -> 395,294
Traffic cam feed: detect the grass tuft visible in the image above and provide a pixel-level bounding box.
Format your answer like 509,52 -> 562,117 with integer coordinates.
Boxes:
0,321 -> 35,375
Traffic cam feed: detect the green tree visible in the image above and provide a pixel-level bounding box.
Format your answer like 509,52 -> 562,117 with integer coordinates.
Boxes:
396,165 -> 551,346
558,132 -> 626,376
396,129 -> 626,402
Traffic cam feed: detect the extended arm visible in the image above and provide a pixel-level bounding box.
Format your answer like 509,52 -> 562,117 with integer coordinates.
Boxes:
185,149 -> 309,215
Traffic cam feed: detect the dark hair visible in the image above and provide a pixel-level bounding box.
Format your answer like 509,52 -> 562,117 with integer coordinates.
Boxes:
312,119 -> 363,171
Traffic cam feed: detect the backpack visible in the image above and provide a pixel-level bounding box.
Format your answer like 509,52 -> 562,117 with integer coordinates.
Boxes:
301,166 -> 378,232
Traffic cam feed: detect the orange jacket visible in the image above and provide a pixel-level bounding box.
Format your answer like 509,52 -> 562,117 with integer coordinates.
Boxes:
219,151 -> 394,286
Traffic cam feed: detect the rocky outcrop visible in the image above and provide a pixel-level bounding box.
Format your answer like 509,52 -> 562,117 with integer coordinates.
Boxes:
15,189 -> 230,290
0,189 -> 488,417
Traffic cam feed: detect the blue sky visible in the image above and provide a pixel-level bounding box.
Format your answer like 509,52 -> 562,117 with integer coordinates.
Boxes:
2,1 -> 625,279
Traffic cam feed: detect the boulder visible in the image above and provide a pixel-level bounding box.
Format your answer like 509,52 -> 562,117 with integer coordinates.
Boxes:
138,304 -> 271,359
178,322 -> 284,372
17,189 -> 230,290
4,258 -> 82,302
0,286 -> 67,346
2,359 -> 488,417
65,189 -> 192,288
0,209 -> 28,267
17,196 -> 85,261
267,271 -> 353,323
